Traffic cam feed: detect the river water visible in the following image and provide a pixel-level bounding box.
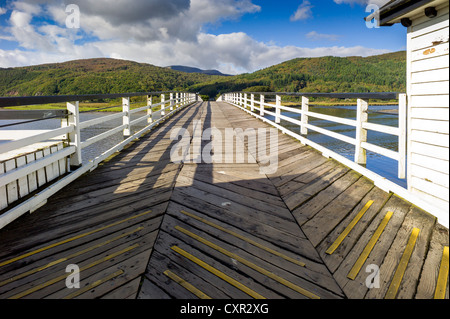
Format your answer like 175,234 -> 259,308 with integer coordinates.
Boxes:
0,104 -> 407,188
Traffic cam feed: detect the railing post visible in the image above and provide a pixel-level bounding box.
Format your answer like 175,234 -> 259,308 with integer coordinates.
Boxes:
244,93 -> 248,109
122,97 -> 131,137
301,96 -> 309,135
176,93 -> 179,108
275,95 -> 281,124
260,94 -> 265,116
161,94 -> 166,117
355,98 -> 369,165
170,93 -> 174,111
398,93 -> 407,179
147,95 -> 153,124
66,101 -> 82,167
251,94 -> 255,112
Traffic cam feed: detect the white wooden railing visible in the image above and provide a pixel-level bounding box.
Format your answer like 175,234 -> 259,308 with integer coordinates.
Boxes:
223,91 -> 407,178
0,92 -> 198,229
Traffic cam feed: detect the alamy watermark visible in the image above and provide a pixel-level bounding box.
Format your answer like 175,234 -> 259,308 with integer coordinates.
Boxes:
66,264 -> 80,289
365,4 -> 380,29
65,4 -> 80,29
366,264 -> 381,289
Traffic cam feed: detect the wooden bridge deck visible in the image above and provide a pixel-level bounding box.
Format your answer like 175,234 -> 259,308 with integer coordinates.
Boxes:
0,101 -> 448,300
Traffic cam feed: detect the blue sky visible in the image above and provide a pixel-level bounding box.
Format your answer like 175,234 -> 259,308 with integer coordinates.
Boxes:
0,0 -> 406,74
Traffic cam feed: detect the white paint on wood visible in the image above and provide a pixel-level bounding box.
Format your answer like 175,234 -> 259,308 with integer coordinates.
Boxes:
410,163 -> 449,188
407,6 -> 449,214
0,164 -> 7,210
5,160 -> 18,204
410,153 -> 449,176
410,118 -> 449,134
26,153 -> 38,193
410,107 -> 449,120
410,141 -> 449,161
411,67 -> 449,84
355,98 -> 368,165
16,156 -> 29,198
35,150 -> 46,188
410,94 -> 449,107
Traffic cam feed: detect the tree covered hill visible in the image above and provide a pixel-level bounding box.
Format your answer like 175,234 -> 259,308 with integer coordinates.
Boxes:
0,58 -> 221,97
0,51 -> 407,99
192,51 -> 407,98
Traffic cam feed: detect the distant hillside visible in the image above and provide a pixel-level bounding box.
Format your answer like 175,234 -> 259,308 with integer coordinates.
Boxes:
191,51 -> 407,98
0,51 -> 407,100
167,65 -> 230,76
0,58 -> 220,97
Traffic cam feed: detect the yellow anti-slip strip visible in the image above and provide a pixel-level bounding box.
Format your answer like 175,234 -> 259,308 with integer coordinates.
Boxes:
180,210 -> 306,267
347,211 -> 393,280
385,228 -> 420,300
326,200 -> 374,255
8,244 -> 139,299
434,246 -> 449,299
164,270 -> 212,300
171,246 -> 265,299
0,227 -> 144,288
0,210 -> 152,268
175,226 -> 320,299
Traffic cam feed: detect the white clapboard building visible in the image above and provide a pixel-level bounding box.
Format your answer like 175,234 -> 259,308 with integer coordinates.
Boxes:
369,0 -> 449,224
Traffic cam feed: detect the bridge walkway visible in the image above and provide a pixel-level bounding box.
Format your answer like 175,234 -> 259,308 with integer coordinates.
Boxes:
0,101 -> 447,299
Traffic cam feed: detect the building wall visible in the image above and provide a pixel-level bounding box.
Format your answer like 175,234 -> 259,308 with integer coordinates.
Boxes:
407,3 -> 449,214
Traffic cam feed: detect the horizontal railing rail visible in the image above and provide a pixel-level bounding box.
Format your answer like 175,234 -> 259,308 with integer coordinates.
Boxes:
222,91 -> 407,181
0,91 -> 198,229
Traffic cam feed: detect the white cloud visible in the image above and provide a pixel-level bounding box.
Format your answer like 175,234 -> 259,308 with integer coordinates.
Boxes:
306,31 -> 341,41
0,0 -> 392,74
291,1 -> 313,21
333,0 -> 391,6
0,7 -> 7,15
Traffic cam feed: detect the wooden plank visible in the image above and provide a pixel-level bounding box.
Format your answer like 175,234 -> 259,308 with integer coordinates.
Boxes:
365,206 -> 436,299
153,231 -> 276,299
385,228 -> 421,299
410,27 -> 449,52
0,163 -> 7,210
334,195 -> 412,299
168,194 -> 321,263
410,129 -> 449,148
166,208 -> 336,290
138,278 -> 172,299
410,107 -> 449,121
302,177 -> 374,248
16,156 -> 29,199
409,94 -> 449,108
284,164 -> 350,211
411,55 -> 449,73
34,150 -> 47,188
291,171 -> 361,226
416,224 -> 449,299
5,159 -> 18,205
277,160 -> 338,198
101,277 -> 141,299
162,219 -> 342,299
410,118 -> 449,134
411,67 -> 449,84
410,141 -> 449,161
25,153 -> 38,193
